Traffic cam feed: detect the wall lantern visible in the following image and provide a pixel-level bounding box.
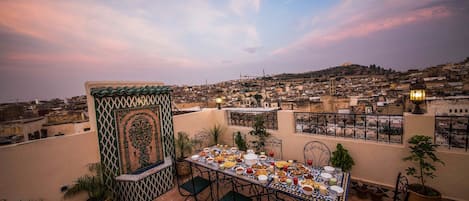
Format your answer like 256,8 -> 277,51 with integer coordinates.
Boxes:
409,81 -> 426,114
215,97 -> 223,110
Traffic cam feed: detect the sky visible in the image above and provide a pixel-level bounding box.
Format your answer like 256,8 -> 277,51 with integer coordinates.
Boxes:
0,0 -> 469,102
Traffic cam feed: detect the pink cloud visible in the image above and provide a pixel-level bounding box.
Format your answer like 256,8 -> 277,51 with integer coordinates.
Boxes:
273,5 -> 452,56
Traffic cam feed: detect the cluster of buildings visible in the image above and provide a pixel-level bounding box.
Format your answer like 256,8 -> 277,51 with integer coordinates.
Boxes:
0,95 -> 90,145
2,58 -> 469,146
172,58 -> 469,116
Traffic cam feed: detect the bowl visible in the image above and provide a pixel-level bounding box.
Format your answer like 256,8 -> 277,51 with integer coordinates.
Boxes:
191,155 -> 200,160
259,155 -> 267,161
258,175 -> 268,184
324,166 -> 335,173
244,153 -> 258,166
320,172 -> 332,181
230,147 -> 238,152
235,167 -> 245,175
301,185 -> 314,195
330,185 -> 344,195
206,157 -> 214,164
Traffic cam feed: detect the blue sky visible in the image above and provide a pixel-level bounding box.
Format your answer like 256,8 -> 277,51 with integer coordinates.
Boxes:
0,0 -> 468,102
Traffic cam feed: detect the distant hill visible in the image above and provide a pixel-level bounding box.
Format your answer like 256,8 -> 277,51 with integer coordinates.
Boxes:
273,64 -> 396,80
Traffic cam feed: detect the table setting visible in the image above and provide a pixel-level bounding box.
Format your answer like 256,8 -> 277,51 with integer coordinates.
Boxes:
187,144 -> 348,201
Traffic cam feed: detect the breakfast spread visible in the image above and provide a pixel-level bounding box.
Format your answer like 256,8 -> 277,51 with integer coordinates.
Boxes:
189,146 -> 346,200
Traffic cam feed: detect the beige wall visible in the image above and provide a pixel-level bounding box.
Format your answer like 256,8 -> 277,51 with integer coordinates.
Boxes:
218,110 -> 469,201
0,132 -> 100,201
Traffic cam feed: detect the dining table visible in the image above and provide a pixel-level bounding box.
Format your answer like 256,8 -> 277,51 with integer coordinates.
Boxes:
185,145 -> 350,201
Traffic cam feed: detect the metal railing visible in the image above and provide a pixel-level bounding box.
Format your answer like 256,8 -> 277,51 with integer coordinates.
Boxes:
295,112 -> 404,144
435,116 -> 469,152
227,110 -> 278,130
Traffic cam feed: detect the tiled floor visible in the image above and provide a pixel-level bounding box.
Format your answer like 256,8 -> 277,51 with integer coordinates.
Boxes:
155,179 -> 377,201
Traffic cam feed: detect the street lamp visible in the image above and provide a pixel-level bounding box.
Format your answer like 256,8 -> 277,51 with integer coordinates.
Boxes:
410,81 -> 426,114
216,97 -> 222,110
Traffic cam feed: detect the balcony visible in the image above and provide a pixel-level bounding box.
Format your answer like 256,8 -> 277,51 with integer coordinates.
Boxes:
1,108 -> 468,201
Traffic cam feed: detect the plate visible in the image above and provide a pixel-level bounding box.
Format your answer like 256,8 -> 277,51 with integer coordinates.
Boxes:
191,155 -> 200,160
320,172 -> 332,180
329,185 -> 344,194
324,166 -> 335,173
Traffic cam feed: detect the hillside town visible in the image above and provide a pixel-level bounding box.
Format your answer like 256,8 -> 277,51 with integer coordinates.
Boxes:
1,57 -> 469,145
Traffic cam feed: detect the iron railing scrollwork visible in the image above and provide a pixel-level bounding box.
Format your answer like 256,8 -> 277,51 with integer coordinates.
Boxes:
227,110 -> 278,130
295,112 -> 404,144
435,116 -> 469,152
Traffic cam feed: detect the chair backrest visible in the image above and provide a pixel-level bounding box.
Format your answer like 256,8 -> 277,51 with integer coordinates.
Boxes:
393,172 -> 409,201
303,141 -> 331,168
264,136 -> 283,160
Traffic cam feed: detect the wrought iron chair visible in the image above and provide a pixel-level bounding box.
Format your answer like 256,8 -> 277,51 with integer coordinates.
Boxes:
175,161 -> 214,201
265,136 -> 283,160
219,177 -> 253,201
393,172 -> 409,201
303,141 -> 331,168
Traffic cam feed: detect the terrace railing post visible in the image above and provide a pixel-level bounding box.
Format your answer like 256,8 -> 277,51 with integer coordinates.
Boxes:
388,116 -> 391,143
353,114 -> 356,139
364,115 -> 367,141
376,115 -> 379,142
334,114 -> 337,137
466,117 -> 469,152
449,117 -> 453,150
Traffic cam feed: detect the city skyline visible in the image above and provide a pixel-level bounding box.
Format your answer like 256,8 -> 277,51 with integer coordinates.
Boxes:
1,0 -> 469,102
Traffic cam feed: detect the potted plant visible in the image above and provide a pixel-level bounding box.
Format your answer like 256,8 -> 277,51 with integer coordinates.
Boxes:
370,187 -> 386,201
234,131 -> 247,151
205,124 -> 224,145
249,115 -> 270,152
175,131 -> 193,176
331,143 -> 355,172
64,163 -> 112,201
403,135 -> 444,201
355,181 -> 369,199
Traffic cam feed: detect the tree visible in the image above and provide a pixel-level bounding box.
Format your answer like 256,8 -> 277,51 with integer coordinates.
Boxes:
249,115 -> 270,152
403,135 -> 444,196
64,163 -> 112,201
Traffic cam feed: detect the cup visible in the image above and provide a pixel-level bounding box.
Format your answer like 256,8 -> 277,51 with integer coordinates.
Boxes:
329,178 -> 337,186
283,165 -> 288,172
268,151 -> 274,157
293,177 -> 298,185
273,175 -> 279,183
307,159 -> 313,166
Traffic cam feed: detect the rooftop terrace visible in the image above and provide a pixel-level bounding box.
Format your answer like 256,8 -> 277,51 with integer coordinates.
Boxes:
1,108 -> 468,201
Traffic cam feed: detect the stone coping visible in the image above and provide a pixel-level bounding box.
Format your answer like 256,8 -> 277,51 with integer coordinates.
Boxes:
115,157 -> 172,182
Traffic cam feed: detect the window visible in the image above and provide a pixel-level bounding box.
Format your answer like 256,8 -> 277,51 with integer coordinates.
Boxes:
460,109 -> 463,113
449,109 -> 452,113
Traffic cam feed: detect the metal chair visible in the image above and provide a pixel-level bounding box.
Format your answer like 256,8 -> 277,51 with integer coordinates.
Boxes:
176,161 -> 214,201
219,177 -> 253,201
265,136 -> 283,160
303,141 -> 331,168
393,172 -> 409,201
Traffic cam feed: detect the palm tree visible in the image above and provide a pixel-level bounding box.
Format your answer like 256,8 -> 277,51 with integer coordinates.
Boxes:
64,163 -> 112,201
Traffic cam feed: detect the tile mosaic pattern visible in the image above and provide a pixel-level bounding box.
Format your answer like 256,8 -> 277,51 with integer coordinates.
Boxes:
115,106 -> 164,174
92,86 -> 175,201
